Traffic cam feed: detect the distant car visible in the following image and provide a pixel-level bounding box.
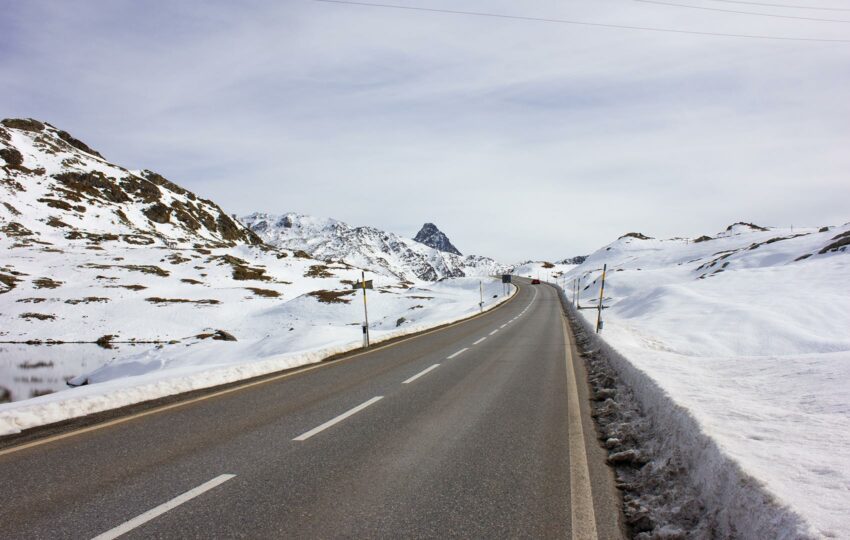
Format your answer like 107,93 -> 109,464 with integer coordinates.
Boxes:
531,278 -> 540,285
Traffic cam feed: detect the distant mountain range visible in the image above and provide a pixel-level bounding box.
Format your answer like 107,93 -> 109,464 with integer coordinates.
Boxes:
241,213 -> 510,282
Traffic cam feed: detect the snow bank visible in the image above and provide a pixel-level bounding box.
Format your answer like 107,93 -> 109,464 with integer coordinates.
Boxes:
563,223 -> 850,538
0,279 -> 515,436
559,285 -> 814,538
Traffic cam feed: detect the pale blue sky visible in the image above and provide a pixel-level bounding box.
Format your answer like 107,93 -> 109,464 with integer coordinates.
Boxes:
2,0 -> 848,261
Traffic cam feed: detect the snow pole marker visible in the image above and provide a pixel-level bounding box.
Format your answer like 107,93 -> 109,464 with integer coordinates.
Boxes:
362,270 -> 370,347
595,264 -> 607,333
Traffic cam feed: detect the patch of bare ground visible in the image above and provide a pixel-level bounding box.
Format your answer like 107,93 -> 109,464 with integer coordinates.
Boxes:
1,118 -> 45,132
165,253 -> 192,264
293,250 -> 311,259
245,287 -> 280,298
106,284 -> 147,291
65,297 -> 109,305
1,272 -> 21,293
18,360 -> 54,369
819,230 -> 850,254
0,222 -> 34,237
619,232 -> 653,240
408,295 -> 434,300
145,297 -> 221,305
541,261 -> 555,269
1,146 -> 24,167
33,277 -> 63,289
308,289 -> 355,304
46,216 -> 71,228
17,297 -> 48,303
305,264 -> 335,278
726,221 -> 768,232
96,335 -> 116,349
80,263 -> 170,277
122,234 -> 155,245
2,201 -> 21,216
211,254 -> 272,281
195,329 -> 237,341
20,312 -> 56,321
181,278 -> 204,285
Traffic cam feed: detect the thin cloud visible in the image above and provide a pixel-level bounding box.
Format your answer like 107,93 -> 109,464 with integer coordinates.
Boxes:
1,0 -> 847,261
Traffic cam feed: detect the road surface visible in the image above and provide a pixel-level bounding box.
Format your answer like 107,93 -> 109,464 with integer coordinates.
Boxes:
0,279 -> 623,539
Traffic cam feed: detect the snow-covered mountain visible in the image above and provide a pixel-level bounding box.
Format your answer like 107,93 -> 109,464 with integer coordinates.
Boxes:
0,118 -> 261,249
0,118 -> 510,408
241,212 -> 510,282
413,222 -> 461,255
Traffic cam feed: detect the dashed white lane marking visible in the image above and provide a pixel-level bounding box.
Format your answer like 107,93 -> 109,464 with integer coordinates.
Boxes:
91,474 -> 236,540
489,330 -> 499,336
500,324 -> 507,328
293,396 -> 383,441
472,337 -> 487,345
402,364 -> 440,384
447,348 -> 469,359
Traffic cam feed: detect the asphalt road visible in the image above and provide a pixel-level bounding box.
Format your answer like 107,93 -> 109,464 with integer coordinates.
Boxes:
0,279 -> 623,539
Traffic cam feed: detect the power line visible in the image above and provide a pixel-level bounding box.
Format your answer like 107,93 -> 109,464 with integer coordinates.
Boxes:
634,0 -> 850,23
704,0 -> 850,12
313,0 -> 850,43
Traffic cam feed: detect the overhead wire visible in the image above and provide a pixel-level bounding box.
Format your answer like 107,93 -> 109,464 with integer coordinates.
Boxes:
633,0 -> 850,24
703,0 -> 850,12
313,0 -> 850,43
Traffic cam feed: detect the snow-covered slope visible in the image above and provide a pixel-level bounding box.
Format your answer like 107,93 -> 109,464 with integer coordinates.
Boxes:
512,260 -> 578,283
566,222 -> 850,537
241,212 -> 510,282
0,119 -> 512,427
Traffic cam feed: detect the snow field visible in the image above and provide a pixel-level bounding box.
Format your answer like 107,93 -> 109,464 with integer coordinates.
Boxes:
564,224 -> 850,537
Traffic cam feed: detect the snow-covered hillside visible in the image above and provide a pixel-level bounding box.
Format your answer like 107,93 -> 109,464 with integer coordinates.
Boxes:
566,223 -> 850,537
512,260 -> 578,283
0,119 -> 512,431
241,212 -> 510,282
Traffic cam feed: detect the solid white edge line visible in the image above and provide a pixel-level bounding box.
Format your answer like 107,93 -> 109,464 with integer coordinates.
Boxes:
402,364 -> 440,384
446,348 -> 469,359
563,317 -> 599,540
473,337 -> 487,345
91,474 -> 236,540
293,396 -> 383,441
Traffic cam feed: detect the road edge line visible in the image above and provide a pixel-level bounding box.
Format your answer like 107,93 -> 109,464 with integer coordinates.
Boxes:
562,315 -> 600,540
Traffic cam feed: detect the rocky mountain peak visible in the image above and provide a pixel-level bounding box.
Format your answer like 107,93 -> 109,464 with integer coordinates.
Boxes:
413,223 -> 462,256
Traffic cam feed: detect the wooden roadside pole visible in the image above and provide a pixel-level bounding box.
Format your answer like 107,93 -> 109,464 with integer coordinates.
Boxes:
595,264 -> 607,333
